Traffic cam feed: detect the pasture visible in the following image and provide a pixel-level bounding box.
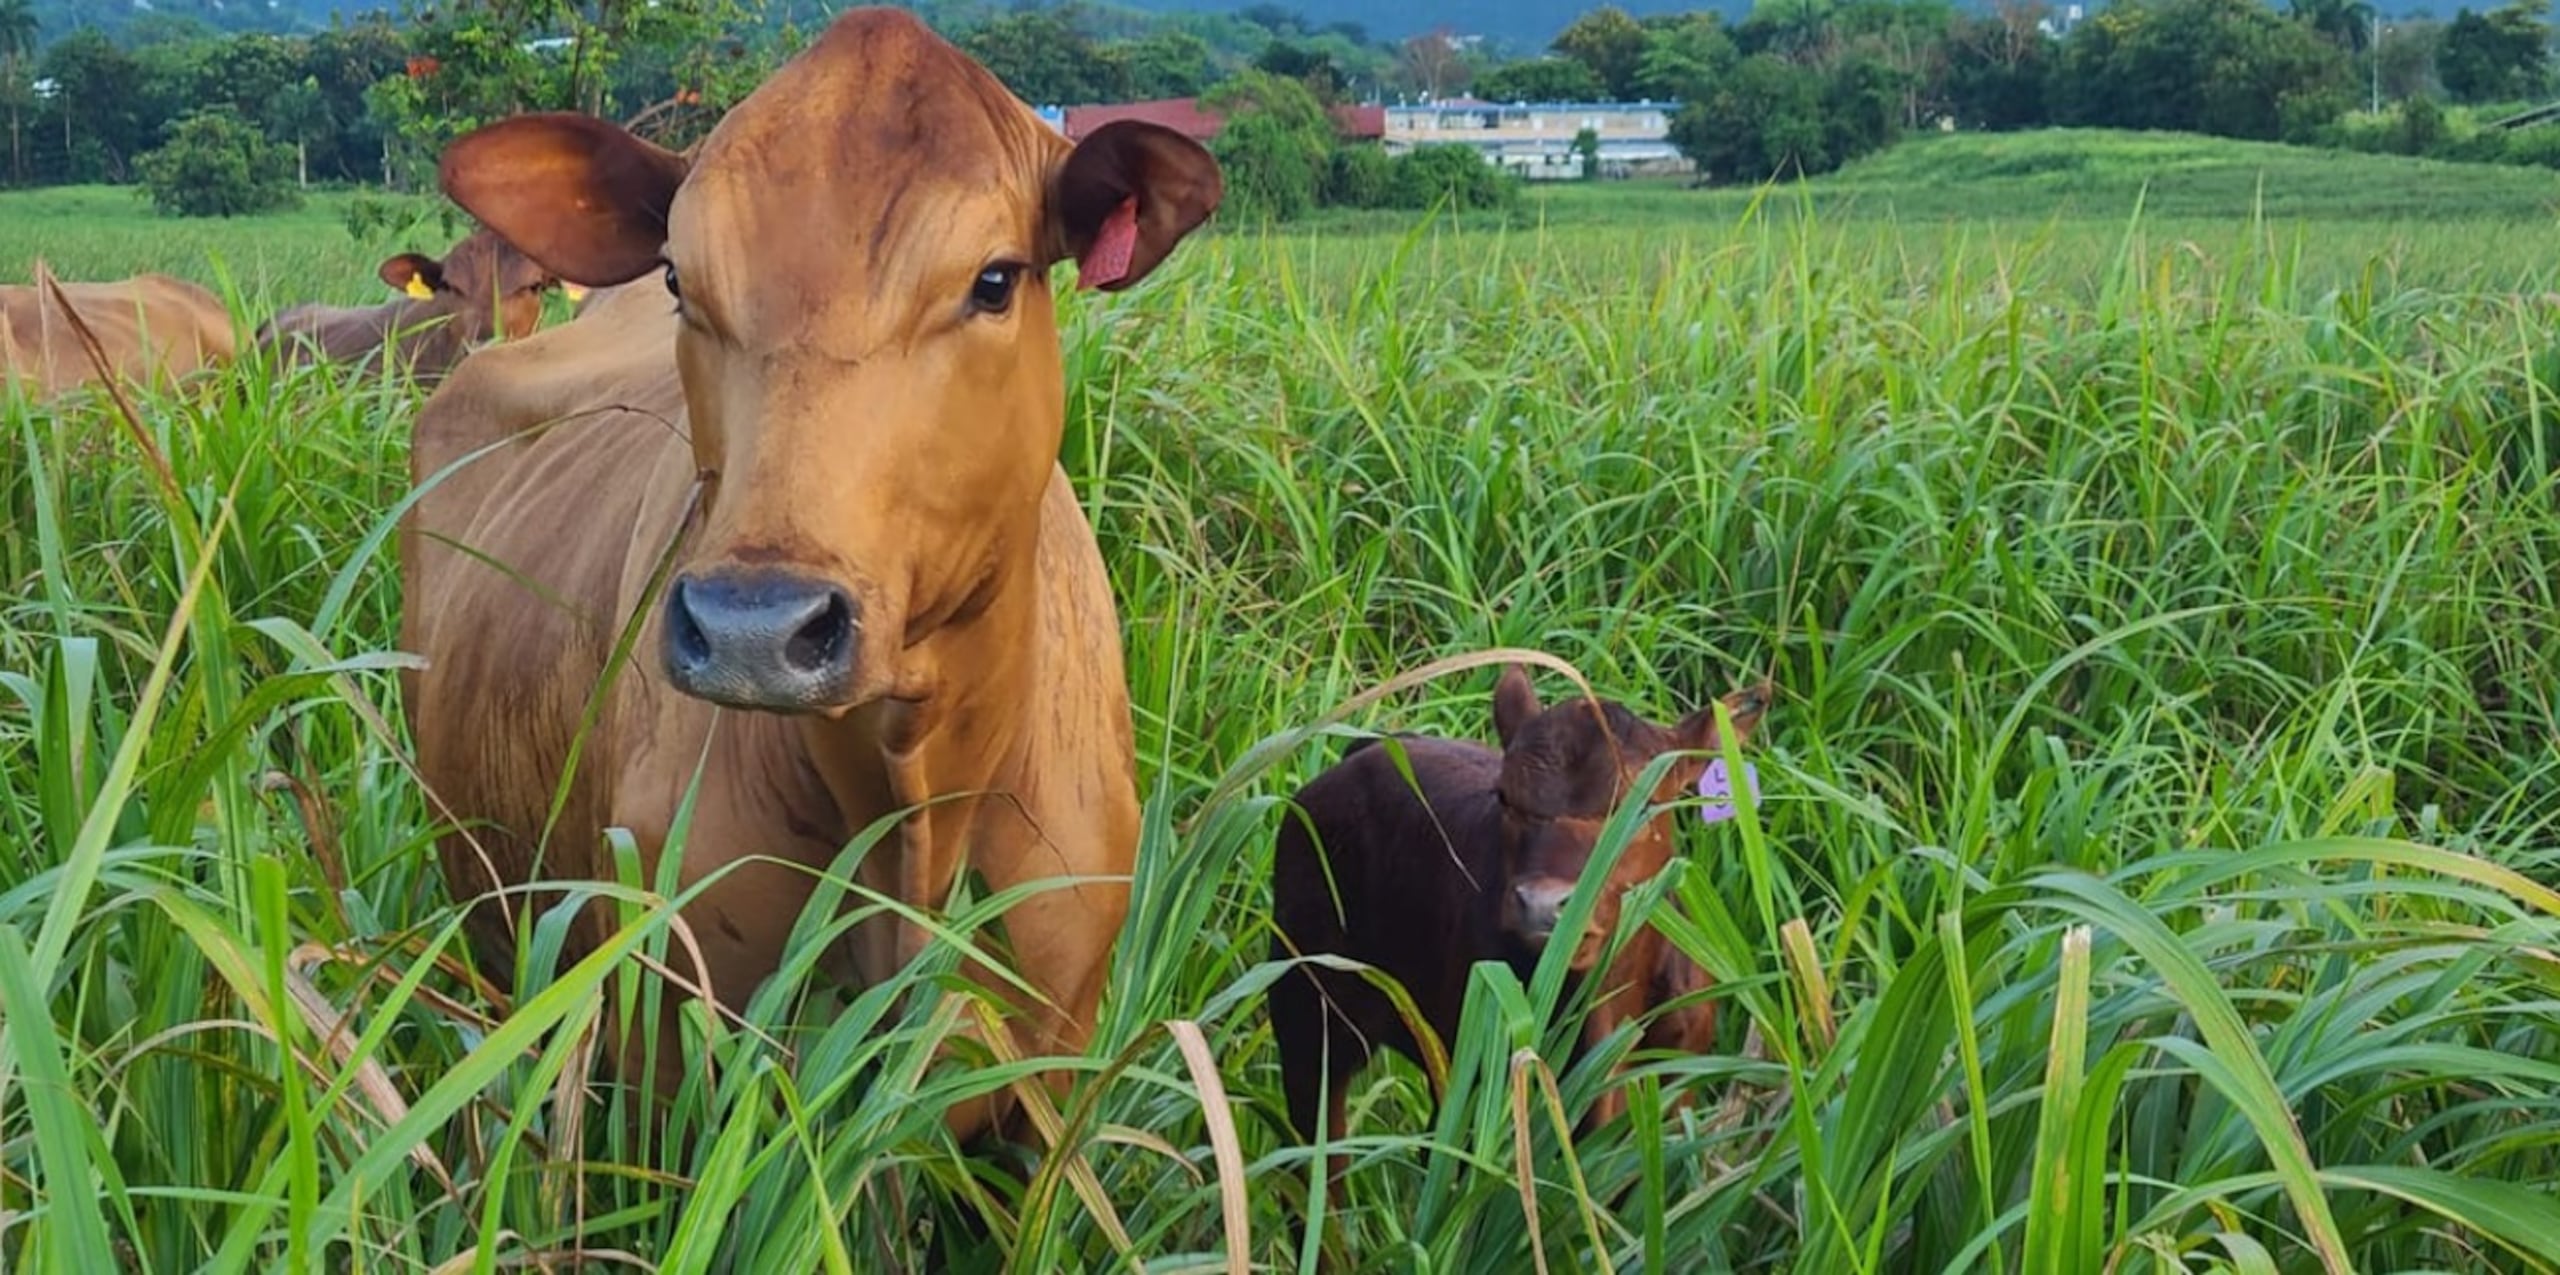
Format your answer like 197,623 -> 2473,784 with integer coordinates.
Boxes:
7,131 -> 2560,1271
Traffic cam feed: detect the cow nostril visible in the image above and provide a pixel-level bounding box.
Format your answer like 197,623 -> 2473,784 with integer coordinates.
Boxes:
1513,882 -> 1561,928
667,580 -> 711,670
783,588 -> 853,676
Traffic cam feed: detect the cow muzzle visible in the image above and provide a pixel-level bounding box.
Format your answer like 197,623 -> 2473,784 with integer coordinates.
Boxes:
663,569 -> 860,711
1509,877 -> 1576,946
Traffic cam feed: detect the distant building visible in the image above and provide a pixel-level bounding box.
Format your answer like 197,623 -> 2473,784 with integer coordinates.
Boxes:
1057,97 -> 1387,145
1384,100 -> 1690,181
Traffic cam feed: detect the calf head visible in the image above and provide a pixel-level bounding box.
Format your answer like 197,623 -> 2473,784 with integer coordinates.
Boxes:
378,226 -> 559,345
1490,665 -> 1771,970
434,8 -> 1221,714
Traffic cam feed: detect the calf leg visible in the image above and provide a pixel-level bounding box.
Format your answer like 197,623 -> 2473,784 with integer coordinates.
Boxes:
1578,930 -> 1721,1130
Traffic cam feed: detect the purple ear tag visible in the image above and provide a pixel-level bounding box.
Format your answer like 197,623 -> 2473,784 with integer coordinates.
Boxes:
1697,758 -> 1759,824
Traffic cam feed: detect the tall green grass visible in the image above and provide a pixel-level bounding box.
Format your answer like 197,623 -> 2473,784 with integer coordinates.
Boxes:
7,182 -> 2560,1272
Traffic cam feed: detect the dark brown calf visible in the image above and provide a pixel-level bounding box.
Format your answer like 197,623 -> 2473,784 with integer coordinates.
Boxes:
1269,665 -> 1770,1157
256,226 -> 558,383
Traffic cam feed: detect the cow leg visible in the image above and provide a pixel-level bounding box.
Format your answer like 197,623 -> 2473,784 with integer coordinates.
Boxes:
875,781 -> 1132,1151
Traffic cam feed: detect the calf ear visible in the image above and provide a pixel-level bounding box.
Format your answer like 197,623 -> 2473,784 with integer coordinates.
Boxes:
1674,682 -> 1774,753
1048,120 -> 1222,292
1493,665 -> 1541,748
379,253 -> 444,297
437,113 -> 688,288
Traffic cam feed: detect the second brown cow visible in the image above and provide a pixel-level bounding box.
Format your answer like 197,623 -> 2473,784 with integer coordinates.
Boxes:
256,226 -> 559,383
2,271 -> 237,401
1268,664 -> 1771,1159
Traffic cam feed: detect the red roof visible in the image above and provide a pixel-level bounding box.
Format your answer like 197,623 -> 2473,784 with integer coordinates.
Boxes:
1063,99 -> 1225,142
1330,104 -> 1386,140
1061,97 -> 1385,144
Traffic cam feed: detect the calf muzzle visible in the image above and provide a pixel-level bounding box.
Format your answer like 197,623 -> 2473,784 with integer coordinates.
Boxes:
1510,876 -> 1577,946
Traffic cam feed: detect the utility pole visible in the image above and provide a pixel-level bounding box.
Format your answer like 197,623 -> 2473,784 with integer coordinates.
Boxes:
2372,10 -> 2382,113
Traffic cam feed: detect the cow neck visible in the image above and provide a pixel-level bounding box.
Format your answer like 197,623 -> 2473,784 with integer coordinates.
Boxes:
793,538 -> 1044,858
382,295 -> 458,362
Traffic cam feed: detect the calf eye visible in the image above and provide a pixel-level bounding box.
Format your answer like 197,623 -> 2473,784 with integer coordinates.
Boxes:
662,263 -> 682,302
969,263 -> 1024,315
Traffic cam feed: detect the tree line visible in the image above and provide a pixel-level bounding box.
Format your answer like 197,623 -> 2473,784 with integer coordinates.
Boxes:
1462,0 -> 2558,184
1,0 -> 2556,219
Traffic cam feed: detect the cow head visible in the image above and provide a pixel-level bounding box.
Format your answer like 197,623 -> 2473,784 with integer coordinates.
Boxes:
377,226 -> 559,346
1489,666 -> 1772,970
433,8 -> 1221,713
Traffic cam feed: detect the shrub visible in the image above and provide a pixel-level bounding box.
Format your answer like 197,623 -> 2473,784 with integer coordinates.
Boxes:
135,108 -> 301,218
1385,143 -> 1518,211
1203,70 -> 1334,222
2399,97 -> 2448,155
1326,144 -> 1395,209
2498,123 -> 2560,168
340,192 -> 460,247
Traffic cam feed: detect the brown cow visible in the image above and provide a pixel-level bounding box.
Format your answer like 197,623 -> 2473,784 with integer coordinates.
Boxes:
398,7 -> 1221,1142
1,271 -> 236,400
256,227 -> 560,383
1268,665 -> 1772,1165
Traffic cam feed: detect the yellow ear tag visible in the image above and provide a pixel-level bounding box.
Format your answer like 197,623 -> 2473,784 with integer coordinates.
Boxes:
403,276 -> 434,300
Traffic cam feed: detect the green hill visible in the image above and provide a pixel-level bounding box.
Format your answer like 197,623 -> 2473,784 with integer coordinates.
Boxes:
1811,129 -> 2560,222
1485,130 -> 2560,230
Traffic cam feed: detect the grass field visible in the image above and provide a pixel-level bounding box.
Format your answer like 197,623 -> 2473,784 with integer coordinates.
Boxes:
8,129 -> 2560,1271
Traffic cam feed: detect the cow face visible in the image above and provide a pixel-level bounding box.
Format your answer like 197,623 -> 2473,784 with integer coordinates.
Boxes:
1489,666 -> 1771,970
434,9 -> 1220,714
378,227 -> 559,346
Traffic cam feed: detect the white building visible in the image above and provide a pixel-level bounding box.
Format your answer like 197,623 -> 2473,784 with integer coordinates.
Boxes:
1383,99 -> 1692,180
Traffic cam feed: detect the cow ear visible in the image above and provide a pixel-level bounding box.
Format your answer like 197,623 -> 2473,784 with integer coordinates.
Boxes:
1493,664 -> 1541,748
438,112 -> 687,288
1673,683 -> 1773,753
380,253 -> 443,297
1048,120 -> 1222,292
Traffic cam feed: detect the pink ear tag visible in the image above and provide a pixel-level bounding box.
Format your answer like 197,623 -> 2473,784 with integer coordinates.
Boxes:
1078,196 -> 1139,290
1697,758 -> 1760,825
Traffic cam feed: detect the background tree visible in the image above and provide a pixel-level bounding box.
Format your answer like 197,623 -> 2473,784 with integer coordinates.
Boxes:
1834,0 -> 1955,129
1631,12 -> 1739,101
2052,0 -> 2351,139
301,16 -> 407,182
265,74 -> 329,187
1,0 -> 37,184
2291,0 -> 2378,53
961,4 -> 1126,103
1553,5 -> 1650,98
1399,28 -> 1470,99
1746,0 -> 1840,60
1945,0 -> 2053,128
1672,53 -> 1831,181
34,30 -> 147,181
1255,39 -> 1343,101
1475,56 -> 1606,103
1118,30 -> 1216,99
194,34 -> 301,128
2373,18 -> 2443,101
2438,1 -> 2551,103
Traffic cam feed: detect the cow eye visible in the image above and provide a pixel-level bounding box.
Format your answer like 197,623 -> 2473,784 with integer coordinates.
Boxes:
662,263 -> 682,302
969,263 -> 1024,315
